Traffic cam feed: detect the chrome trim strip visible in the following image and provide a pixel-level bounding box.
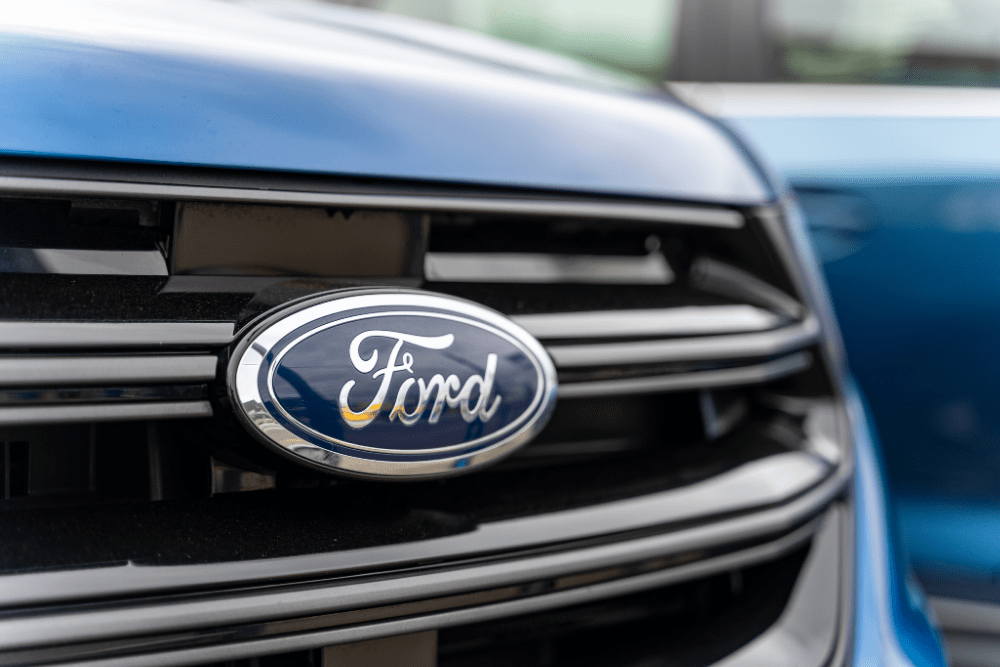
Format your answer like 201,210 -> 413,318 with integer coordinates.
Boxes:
0,448 -> 844,610
0,321 -> 235,349
14,248 -> 168,276
0,176 -> 745,228
0,401 -> 213,426
689,256 -> 805,320
0,509 -> 832,663
514,305 -> 782,340
424,252 -> 675,284
547,316 -> 820,367
0,356 -> 217,386
557,352 -> 812,398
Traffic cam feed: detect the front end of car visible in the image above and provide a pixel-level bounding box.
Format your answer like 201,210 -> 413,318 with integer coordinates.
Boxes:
0,2 -> 945,666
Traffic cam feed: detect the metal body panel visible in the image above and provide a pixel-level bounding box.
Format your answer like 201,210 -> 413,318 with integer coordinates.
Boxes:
849,384 -> 947,667
689,83 -> 999,660
0,1 -> 772,204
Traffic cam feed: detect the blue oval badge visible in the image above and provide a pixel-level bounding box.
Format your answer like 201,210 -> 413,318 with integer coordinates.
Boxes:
229,290 -> 558,478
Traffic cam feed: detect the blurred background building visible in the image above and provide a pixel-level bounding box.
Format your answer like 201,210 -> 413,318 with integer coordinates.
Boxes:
330,0 -> 1000,86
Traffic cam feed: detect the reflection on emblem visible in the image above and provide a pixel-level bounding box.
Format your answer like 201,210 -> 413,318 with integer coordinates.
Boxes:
228,290 -> 558,479
338,331 -> 500,429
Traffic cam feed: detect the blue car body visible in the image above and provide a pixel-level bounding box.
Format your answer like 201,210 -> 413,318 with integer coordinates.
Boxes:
676,81 -> 1000,664
706,87 -> 1000,586
0,4 -> 945,665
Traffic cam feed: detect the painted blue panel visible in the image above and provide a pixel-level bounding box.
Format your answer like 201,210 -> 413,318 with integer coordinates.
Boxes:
898,499 -> 1000,577
732,116 -> 1000,182
0,1 -> 771,203
731,112 -> 1000,593
849,383 -> 947,667
817,184 -> 1000,503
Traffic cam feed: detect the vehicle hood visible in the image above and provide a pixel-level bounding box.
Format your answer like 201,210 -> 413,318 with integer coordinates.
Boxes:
0,0 -> 771,204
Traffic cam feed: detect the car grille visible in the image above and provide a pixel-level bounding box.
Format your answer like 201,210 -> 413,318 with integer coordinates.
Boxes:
0,159 -> 852,667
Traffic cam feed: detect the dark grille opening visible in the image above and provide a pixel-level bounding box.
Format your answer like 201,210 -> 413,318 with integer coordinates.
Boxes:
0,197 -> 801,325
0,422 -> 214,510
0,389 -> 808,573
424,210 -> 801,318
500,393 -> 704,469
182,546 -> 808,667
4,441 -> 30,498
0,187 -> 835,596
1,427 -> 91,501
0,370 -> 797,509
426,211 -> 792,290
437,545 -> 808,667
197,649 -> 321,667
0,197 -> 168,276
0,274 -> 256,321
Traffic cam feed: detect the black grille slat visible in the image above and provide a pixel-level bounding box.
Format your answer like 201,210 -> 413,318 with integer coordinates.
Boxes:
438,547 -> 809,667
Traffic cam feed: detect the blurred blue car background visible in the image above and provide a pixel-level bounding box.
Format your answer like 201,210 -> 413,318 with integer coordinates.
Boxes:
352,1 -> 1000,663
687,82 -> 1000,667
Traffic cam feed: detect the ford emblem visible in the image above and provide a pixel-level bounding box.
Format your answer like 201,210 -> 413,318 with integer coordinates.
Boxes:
228,289 -> 558,479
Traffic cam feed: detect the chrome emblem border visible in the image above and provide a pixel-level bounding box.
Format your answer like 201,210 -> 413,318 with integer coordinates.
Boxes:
228,289 -> 558,479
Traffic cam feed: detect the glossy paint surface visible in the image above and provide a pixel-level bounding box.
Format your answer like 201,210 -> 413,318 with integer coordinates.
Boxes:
850,382 -> 947,667
741,119 -> 1000,508
0,0 -> 770,204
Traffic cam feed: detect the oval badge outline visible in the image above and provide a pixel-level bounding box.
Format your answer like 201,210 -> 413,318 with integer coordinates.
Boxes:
265,310 -> 546,455
228,289 -> 558,479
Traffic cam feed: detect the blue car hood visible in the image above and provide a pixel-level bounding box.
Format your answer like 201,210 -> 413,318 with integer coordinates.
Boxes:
0,0 -> 771,204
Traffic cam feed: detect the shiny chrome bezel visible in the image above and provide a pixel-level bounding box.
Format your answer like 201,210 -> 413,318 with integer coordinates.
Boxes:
228,289 -> 558,480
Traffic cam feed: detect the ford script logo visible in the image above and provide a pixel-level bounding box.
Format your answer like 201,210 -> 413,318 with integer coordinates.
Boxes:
229,290 -> 558,479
